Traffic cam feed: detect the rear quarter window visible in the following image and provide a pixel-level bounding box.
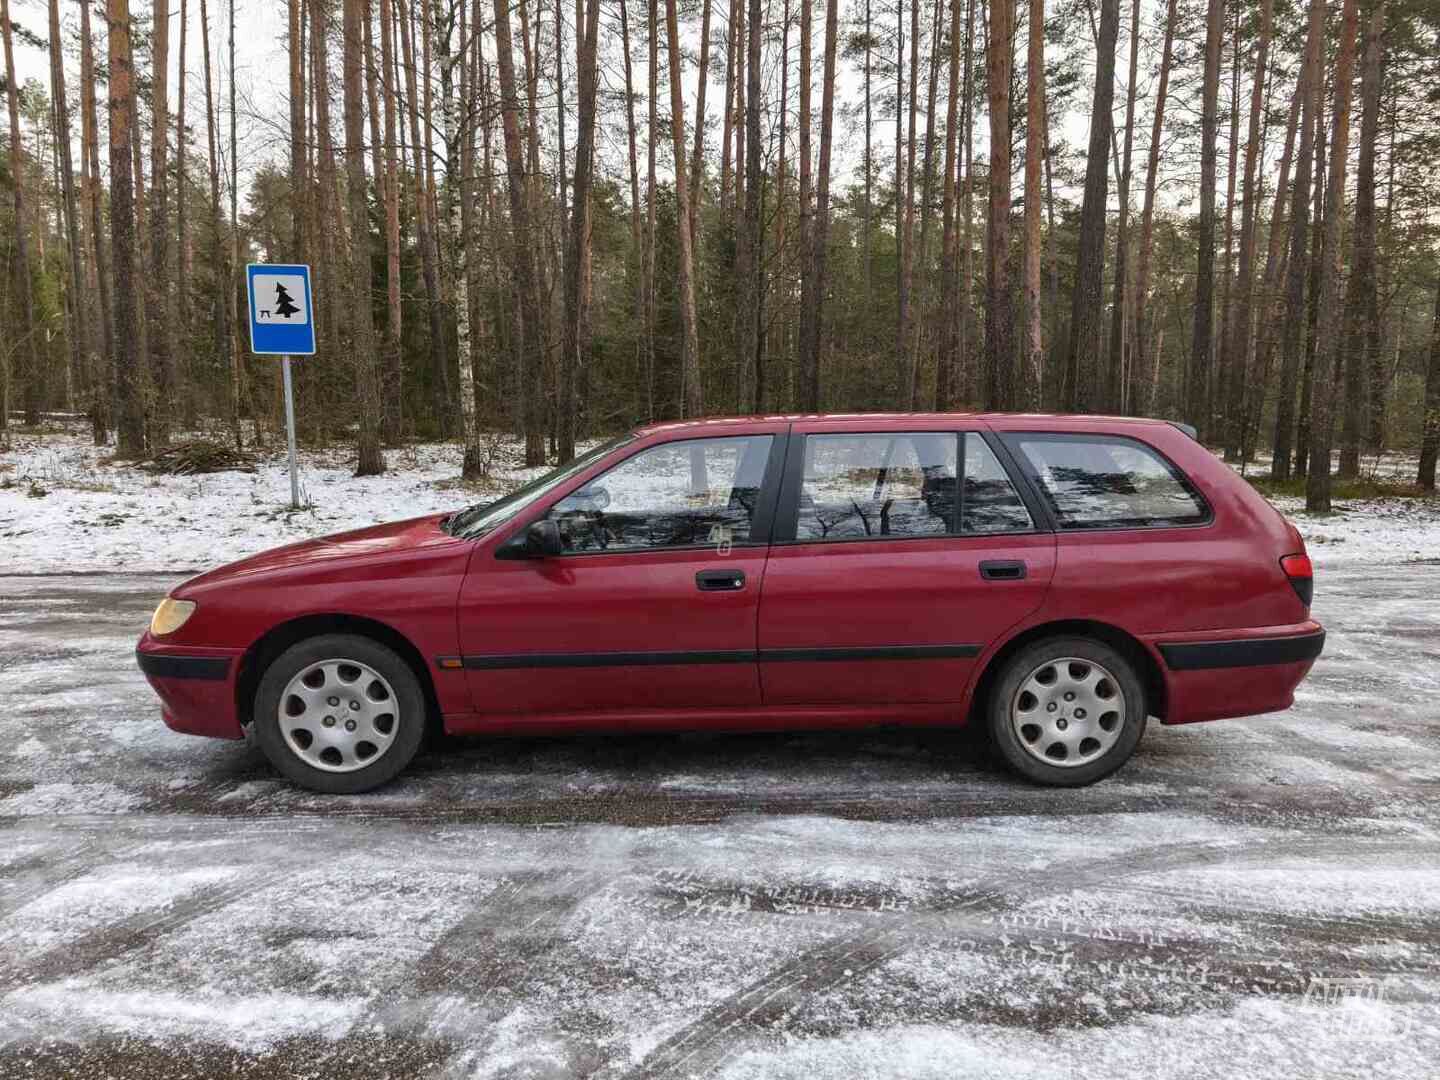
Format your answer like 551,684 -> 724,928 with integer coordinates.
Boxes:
1012,435 -> 1210,530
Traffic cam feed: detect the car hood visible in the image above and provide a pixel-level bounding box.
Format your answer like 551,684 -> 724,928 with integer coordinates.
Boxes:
176,514 -> 457,592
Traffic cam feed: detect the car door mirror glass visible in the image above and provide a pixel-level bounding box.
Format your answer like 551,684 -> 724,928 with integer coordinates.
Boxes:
526,520 -> 564,557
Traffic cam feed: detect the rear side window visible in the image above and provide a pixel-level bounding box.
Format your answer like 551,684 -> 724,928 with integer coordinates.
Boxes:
793,432 -> 1033,540
798,433 -> 958,540
1013,435 -> 1209,529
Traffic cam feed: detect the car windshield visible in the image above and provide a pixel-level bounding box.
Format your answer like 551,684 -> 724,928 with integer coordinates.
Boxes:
442,435 -> 636,540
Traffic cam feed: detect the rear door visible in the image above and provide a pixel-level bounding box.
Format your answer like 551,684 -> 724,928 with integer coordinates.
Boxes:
456,428 -> 786,716
756,423 -> 1056,706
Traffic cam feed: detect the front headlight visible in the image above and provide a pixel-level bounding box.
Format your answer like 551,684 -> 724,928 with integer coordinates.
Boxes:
150,598 -> 197,636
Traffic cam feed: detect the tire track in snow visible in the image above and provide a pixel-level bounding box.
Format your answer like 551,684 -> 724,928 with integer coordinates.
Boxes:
0,865 -> 292,995
623,835 -> 1440,1079
311,866 -> 612,1073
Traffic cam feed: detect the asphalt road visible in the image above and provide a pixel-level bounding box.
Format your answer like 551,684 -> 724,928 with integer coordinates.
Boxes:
1,565 -> 1438,1079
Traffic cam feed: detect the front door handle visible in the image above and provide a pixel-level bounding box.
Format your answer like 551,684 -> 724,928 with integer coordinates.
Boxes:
979,559 -> 1027,581
696,569 -> 745,591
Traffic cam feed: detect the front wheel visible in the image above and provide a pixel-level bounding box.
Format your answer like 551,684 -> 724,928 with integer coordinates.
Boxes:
987,636 -> 1147,787
253,634 -> 426,794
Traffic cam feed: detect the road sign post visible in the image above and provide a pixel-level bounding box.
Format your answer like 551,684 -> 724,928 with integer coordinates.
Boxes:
246,264 -> 316,509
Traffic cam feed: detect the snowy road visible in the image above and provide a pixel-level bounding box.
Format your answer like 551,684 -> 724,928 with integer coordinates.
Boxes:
1,565 -> 1438,1078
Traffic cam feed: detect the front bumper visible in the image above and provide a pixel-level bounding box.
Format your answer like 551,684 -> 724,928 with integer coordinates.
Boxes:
136,637 -> 246,740
1146,621 -> 1325,725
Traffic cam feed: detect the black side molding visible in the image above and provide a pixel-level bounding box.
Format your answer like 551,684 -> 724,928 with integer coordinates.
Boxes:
1158,631 -> 1325,672
446,643 -> 983,671
136,649 -> 231,681
760,644 -> 981,663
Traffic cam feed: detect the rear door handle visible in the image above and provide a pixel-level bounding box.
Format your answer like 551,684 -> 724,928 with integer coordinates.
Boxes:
979,559 -> 1027,581
696,569 -> 746,591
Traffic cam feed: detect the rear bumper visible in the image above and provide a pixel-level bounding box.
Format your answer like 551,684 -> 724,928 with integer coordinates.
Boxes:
1146,622 -> 1325,725
136,638 -> 246,740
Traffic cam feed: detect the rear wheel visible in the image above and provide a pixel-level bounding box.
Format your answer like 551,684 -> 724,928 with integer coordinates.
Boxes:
987,636 -> 1147,786
253,634 -> 425,794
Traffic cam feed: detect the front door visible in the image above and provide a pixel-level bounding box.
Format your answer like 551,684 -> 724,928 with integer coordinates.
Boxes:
456,429 -> 785,718
757,425 -> 1056,706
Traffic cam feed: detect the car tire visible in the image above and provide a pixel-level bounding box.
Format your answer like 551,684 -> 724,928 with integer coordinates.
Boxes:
253,634 -> 426,794
986,636 -> 1147,787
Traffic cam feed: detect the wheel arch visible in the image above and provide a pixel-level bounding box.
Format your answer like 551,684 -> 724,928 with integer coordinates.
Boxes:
236,613 -> 443,738
966,619 -> 1168,725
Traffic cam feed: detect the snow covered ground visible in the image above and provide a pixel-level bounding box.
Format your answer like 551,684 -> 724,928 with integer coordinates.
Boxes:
2,423 -> 1439,1077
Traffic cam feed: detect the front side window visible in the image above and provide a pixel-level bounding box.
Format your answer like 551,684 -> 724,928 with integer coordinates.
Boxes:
1014,435 -> 1209,529
546,435 -> 773,552
797,433 -> 959,540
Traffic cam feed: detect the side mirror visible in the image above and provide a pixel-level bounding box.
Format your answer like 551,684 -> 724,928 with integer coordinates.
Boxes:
524,519 -> 564,558
496,518 -> 564,560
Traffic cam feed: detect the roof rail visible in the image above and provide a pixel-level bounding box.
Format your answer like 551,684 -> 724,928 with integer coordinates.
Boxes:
1167,420 -> 1199,441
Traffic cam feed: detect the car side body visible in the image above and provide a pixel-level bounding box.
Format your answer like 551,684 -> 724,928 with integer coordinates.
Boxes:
136,413 -> 1323,789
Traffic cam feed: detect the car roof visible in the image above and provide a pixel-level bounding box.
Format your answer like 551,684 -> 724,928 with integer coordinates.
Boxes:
633,411 -> 1181,437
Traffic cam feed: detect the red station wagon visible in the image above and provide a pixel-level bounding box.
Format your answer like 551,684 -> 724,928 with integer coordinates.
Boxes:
136,414 -> 1324,793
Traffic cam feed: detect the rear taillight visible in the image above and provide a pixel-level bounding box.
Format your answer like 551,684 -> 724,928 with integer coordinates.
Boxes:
1281,553 -> 1313,607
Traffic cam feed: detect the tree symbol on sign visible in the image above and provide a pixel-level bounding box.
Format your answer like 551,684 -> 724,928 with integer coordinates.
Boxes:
273,283 -> 300,319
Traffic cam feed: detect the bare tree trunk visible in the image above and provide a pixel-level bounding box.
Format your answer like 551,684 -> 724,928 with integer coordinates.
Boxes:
493,0 -> 548,461
47,0 -> 92,438
734,0 -> 763,411
229,0 -> 242,441
80,0 -> 114,441
936,0 -> 962,410
1296,92 -> 1325,482
720,0 -> 739,215
1339,0 -> 1383,479
1185,0 -> 1222,437
379,0 -> 403,441
200,0 -> 236,447
1130,0 -> 1175,416
397,0 -> 453,443
1102,0 -> 1137,413
908,0 -> 942,408
1304,0 -> 1359,512
798,0 -> 838,412
176,0 -> 191,427
1270,0 -> 1324,482
645,0 -> 657,418
1062,0 -> 1115,412
664,0 -> 704,416
1419,274 -> 1440,490
146,0 -> 173,445
289,0 -> 306,258
862,0 -> 872,309
619,0 -> 645,421
689,0 -> 714,243
796,0 -> 814,402
1223,0 -> 1273,461
983,0 -> 1016,409
897,0 -> 919,404
341,0 -> 384,474
1021,0 -> 1044,411
559,0 -> 601,460
2,0 -> 41,430
1214,3 -> 1239,438
957,0 -> 975,403
106,0 -> 144,454
453,0 -> 482,474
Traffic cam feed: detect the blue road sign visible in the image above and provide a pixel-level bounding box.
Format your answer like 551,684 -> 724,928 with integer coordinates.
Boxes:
247,264 -> 316,356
